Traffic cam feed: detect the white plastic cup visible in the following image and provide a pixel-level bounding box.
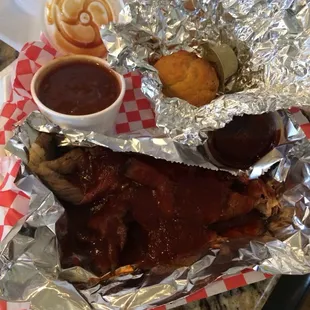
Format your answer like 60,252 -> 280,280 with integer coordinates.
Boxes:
30,55 -> 125,133
43,0 -> 124,57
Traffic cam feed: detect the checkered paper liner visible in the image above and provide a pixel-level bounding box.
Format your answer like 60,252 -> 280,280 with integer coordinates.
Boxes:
0,156 -> 29,240
151,269 -> 273,310
0,301 -> 30,310
0,157 -> 30,310
0,41 -> 310,310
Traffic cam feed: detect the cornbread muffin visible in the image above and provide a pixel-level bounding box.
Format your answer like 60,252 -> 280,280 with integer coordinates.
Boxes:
154,51 -> 219,107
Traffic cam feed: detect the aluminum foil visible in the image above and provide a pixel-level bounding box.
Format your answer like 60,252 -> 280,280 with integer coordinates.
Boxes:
7,108 -> 307,181
101,0 -> 310,144
1,113 -> 310,309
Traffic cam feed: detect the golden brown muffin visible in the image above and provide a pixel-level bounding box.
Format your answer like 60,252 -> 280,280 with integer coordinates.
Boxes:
154,50 -> 219,107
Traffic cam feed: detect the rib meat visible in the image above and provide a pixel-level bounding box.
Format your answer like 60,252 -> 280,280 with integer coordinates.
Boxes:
124,158 -> 175,217
28,134 -> 279,276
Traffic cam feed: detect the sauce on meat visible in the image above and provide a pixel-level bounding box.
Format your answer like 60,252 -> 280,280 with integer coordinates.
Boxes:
54,147 -> 271,276
207,113 -> 280,169
38,61 -> 120,115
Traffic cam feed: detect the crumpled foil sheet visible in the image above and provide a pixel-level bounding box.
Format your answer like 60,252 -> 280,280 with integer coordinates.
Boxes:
9,109 -> 308,180
101,0 -> 310,144
1,113 -> 310,309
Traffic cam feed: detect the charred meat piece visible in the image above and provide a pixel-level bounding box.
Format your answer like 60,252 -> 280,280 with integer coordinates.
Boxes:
174,174 -> 230,224
220,192 -> 255,221
88,198 -> 129,271
124,159 -> 175,217
140,220 -> 219,269
211,211 -> 266,238
248,179 -> 279,217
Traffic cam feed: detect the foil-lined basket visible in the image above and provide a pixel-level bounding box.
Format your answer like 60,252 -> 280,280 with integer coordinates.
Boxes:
101,0 -> 310,146
2,0 -> 310,308
1,111 -> 310,309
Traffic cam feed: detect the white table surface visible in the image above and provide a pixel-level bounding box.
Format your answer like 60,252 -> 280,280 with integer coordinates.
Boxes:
0,0 -> 44,52
0,62 -> 13,107
0,62 -> 14,157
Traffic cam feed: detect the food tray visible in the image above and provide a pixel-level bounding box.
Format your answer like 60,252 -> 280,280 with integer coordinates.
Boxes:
1,41 -> 310,309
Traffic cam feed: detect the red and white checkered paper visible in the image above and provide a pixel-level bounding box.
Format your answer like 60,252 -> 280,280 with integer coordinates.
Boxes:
0,156 -> 29,241
0,301 -> 30,310
151,269 -> 273,310
0,41 -> 310,309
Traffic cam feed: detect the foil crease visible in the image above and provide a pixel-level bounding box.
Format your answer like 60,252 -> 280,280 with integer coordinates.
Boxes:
1,113 -> 310,309
2,109 -> 306,183
8,110 -> 308,180
101,0 -> 310,142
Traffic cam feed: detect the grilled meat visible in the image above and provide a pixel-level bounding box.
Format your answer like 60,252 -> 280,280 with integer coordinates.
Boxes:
29,134 -> 279,276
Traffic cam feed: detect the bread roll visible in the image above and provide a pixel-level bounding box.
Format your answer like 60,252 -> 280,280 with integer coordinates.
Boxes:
154,50 -> 219,107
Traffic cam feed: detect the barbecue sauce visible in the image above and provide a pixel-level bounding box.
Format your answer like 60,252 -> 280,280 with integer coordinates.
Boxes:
38,61 -> 120,115
207,113 -> 280,169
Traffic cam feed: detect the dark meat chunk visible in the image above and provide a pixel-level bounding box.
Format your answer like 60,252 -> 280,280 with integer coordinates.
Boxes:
125,159 -> 175,217
88,198 -> 129,271
220,192 -> 255,221
141,220 -> 218,268
174,175 -> 230,224
211,211 -> 266,238
128,186 -> 164,231
121,219 -> 219,269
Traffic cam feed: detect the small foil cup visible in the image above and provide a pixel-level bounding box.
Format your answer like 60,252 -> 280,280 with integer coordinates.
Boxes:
200,112 -> 283,170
